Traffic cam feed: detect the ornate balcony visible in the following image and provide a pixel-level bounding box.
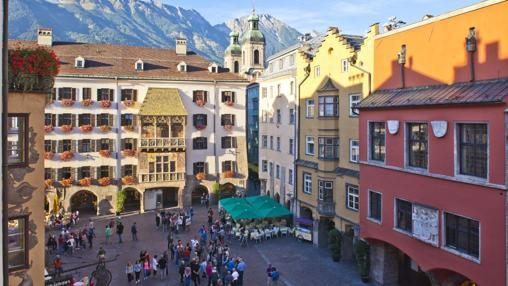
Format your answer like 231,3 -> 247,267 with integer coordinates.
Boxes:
138,172 -> 185,183
317,201 -> 336,217
139,138 -> 185,150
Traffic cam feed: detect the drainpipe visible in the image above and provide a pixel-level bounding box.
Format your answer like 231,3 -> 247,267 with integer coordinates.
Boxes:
294,63 -> 311,223
115,76 -> 121,215
2,0 -> 9,284
213,80 -> 218,179
349,57 -> 372,96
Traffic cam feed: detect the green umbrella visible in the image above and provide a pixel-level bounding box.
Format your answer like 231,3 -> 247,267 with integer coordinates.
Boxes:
258,205 -> 292,218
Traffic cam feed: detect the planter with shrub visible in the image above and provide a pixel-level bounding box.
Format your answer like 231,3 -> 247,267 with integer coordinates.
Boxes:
328,229 -> 343,262
354,240 -> 371,283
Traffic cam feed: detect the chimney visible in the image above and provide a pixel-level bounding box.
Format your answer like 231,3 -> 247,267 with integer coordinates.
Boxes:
37,28 -> 53,47
176,37 -> 187,56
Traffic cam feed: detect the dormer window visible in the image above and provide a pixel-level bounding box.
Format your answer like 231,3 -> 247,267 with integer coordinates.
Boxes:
75,56 -> 85,68
177,61 -> 187,72
208,63 -> 219,73
135,59 -> 144,71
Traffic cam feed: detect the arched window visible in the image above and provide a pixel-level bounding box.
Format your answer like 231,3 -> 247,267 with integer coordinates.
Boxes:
254,50 -> 260,65
234,61 -> 239,73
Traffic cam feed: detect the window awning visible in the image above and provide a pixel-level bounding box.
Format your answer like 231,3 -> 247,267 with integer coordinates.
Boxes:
139,88 -> 187,116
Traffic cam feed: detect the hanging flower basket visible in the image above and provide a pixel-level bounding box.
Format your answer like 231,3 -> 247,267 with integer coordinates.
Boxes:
195,124 -> 206,130
60,125 -> 73,133
99,125 -> 111,133
79,177 -> 92,187
123,100 -> 135,108
60,151 -> 74,161
100,100 -> 111,108
223,171 -> 235,178
80,124 -> 93,133
44,125 -> 54,133
44,179 -> 53,189
81,99 -> 93,107
99,149 -> 111,158
122,125 -> 135,132
122,176 -> 135,185
122,149 -> 136,157
44,151 -> 54,160
8,47 -> 60,92
195,98 -> 205,107
61,99 -> 75,107
98,177 -> 111,186
225,100 -> 234,107
60,178 -> 73,188
195,172 -> 206,181
223,124 -> 233,131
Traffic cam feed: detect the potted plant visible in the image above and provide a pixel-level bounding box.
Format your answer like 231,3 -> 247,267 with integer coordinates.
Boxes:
61,98 -> 74,107
81,99 -> 93,107
328,229 -> 343,262
225,100 -> 234,107
354,240 -> 370,283
122,175 -> 135,185
98,177 -> 111,186
223,170 -> 235,178
100,100 -> 111,108
79,177 -> 91,186
223,124 -> 233,131
60,125 -> 73,133
99,149 -> 111,158
80,124 -> 93,133
99,125 -> 110,133
195,124 -> 206,130
44,151 -> 54,160
44,125 -> 54,133
195,98 -> 205,107
123,99 -> 135,108
122,149 -> 136,157
195,172 -> 206,181
8,47 -> 60,92
44,179 -> 53,189
60,178 -> 73,187
123,125 -> 135,132
60,150 -> 74,161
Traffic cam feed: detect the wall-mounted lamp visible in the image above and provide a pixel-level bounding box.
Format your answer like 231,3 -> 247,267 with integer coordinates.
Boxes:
466,27 -> 477,82
397,44 -> 407,88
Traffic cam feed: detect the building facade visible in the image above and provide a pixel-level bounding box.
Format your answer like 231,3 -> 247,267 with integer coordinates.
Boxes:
246,83 -> 260,195
295,25 -> 377,249
12,29 -> 250,215
358,1 -> 508,285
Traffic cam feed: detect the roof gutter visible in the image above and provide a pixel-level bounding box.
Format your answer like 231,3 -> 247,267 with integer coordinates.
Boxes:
2,0 -> 8,283
56,74 -> 249,84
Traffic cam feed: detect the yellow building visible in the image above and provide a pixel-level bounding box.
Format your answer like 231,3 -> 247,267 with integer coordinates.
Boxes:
295,25 -> 378,251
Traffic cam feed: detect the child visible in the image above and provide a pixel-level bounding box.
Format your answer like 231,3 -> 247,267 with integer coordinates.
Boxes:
126,262 -> 134,283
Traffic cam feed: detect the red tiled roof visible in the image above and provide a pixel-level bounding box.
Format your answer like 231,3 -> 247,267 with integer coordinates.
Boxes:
358,78 -> 508,109
9,40 -> 246,82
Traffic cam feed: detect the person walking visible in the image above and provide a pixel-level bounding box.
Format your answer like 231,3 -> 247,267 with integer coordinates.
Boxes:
155,213 -> 161,229
131,222 -> 138,241
143,258 -> 151,280
184,266 -> 192,286
236,258 -> 245,285
158,254 -> 167,280
151,255 -> 158,278
270,267 -> 280,286
266,264 -> 274,286
105,225 -> 112,245
117,222 -> 124,243
87,227 -> 95,248
179,260 -> 186,284
126,262 -> 134,284
53,255 -> 63,277
134,260 -> 142,284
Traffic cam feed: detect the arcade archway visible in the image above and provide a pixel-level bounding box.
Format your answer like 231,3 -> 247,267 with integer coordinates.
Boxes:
70,190 -> 97,214
123,188 -> 141,212
192,185 -> 208,205
220,183 -> 236,198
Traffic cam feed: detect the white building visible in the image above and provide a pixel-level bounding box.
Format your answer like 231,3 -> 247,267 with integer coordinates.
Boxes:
13,28 -> 251,214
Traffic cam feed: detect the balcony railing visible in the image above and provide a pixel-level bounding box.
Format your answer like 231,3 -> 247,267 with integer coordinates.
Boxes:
317,200 -> 335,217
138,172 -> 185,183
140,138 -> 185,149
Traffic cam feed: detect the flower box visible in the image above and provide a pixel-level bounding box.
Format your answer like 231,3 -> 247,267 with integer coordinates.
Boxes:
223,124 -> 233,131
123,100 -> 135,108
79,177 -> 92,187
195,99 -> 205,107
60,151 -> 74,161
44,179 -> 53,189
122,176 -> 135,185
61,99 -> 75,107
60,178 -> 73,188
99,125 -> 111,133
99,149 -> 111,158
122,125 -> 135,132
60,125 -> 73,133
223,171 -> 235,178
8,47 -> 60,92
44,151 -> 54,160
100,100 -> 111,108
225,100 -> 234,107
98,177 -> 111,186
122,149 -> 136,157
44,125 -> 54,133
80,124 -> 93,133
195,124 -> 206,130
195,172 -> 206,181
81,99 -> 93,107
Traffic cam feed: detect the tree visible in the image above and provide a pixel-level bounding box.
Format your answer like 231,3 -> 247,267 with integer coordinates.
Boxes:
116,190 -> 126,213
354,240 -> 370,282
328,229 -> 343,262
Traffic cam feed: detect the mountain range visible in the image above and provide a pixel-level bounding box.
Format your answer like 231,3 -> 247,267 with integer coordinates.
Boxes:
9,0 -> 302,63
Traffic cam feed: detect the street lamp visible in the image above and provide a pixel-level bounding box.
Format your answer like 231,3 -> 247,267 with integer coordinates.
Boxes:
466,27 -> 477,82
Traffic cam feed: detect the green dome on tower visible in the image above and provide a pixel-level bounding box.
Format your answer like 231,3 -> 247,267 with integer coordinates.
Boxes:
241,10 -> 265,44
225,31 -> 242,56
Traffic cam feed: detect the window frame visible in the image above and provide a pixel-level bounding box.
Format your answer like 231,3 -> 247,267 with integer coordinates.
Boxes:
318,96 -> 339,117
193,162 -> 206,175
368,190 -> 382,223
349,139 -> 359,163
318,180 -> 333,201
346,184 -> 359,211
276,137 -> 281,151
456,123 -> 488,180
7,114 -> 29,167
349,94 -> 361,117
289,138 -> 294,155
288,169 -> 294,185
303,173 -> 312,194
221,136 -> 237,149
442,211 -> 481,262
394,198 -> 413,234
192,137 -> 208,150
406,122 -> 429,170
261,135 -> 268,149
306,99 -> 314,118
261,160 -> 268,172
7,215 -> 29,271
341,59 -> 349,73
369,121 -> 386,163
305,136 -> 315,156
318,137 -> 339,160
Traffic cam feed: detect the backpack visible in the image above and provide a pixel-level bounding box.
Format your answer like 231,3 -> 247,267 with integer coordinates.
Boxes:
272,271 -> 279,281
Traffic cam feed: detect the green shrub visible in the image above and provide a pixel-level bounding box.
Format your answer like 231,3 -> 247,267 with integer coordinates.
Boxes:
328,229 -> 343,262
8,47 -> 60,92
116,190 -> 126,213
354,240 -> 370,279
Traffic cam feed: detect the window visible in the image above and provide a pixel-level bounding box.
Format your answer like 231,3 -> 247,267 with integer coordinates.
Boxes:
123,138 -> 135,150
303,173 -> 312,194
368,191 -> 382,222
79,139 -> 92,153
44,140 -> 54,152
289,54 -> 295,65
305,136 -> 315,155
123,165 -> 135,177
269,162 -> 273,176
99,139 -> 110,151
222,160 -> 235,172
254,50 -> 260,65
62,139 -> 73,152
350,139 -> 359,163
193,90 -> 208,104
221,91 -> 236,103
289,109 -> 295,124
290,81 -> 294,95
79,166 -> 91,179
99,165 -> 110,178
97,114 -> 110,126
82,88 -> 92,100
45,168 -> 52,180
149,156 -> 175,173
276,109 -> 281,124
318,96 -> 339,117
277,84 -> 281,96
78,114 -> 92,126
318,137 -> 339,160
60,167 -> 72,180
407,123 -> 428,169
221,114 -> 236,126
306,100 -> 314,118
135,62 -> 143,71
262,135 -> 268,149
341,59 -> 349,73
458,123 -> 487,178
262,87 -> 267,98
276,137 -> 281,151
289,139 -> 294,155
8,216 -> 28,270
395,199 -> 413,233
121,114 -> 134,126
276,165 -> 280,179
346,185 -> 359,211
349,94 -> 360,116
75,58 -> 84,68
193,162 -> 206,175
7,115 -> 27,165
221,136 -> 237,149
270,136 -> 274,150
192,137 -> 208,150
315,66 -> 320,77
262,160 -> 268,172
97,88 -> 114,101
288,169 -> 294,185
58,114 -> 73,126
121,89 -> 138,101
279,58 -> 283,69
193,114 -> 207,128
58,87 -> 76,100
45,114 -> 55,126
369,122 -> 386,162
445,212 -> 480,259
318,180 -> 333,201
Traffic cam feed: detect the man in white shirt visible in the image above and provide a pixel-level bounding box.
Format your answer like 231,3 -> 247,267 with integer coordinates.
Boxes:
232,268 -> 239,283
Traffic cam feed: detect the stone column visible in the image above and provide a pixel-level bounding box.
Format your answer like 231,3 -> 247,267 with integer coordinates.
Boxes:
369,240 -> 399,286
139,190 -> 145,213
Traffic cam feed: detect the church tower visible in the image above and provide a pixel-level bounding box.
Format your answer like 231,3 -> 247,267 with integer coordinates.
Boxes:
240,9 -> 265,78
224,31 -> 242,74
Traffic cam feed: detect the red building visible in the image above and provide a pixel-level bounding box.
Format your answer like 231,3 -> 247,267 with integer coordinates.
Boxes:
357,1 -> 508,285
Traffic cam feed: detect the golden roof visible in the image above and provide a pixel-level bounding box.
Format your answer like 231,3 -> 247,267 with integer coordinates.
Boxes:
139,88 -> 187,116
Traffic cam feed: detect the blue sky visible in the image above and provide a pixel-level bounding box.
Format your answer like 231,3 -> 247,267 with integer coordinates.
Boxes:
168,0 -> 480,34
